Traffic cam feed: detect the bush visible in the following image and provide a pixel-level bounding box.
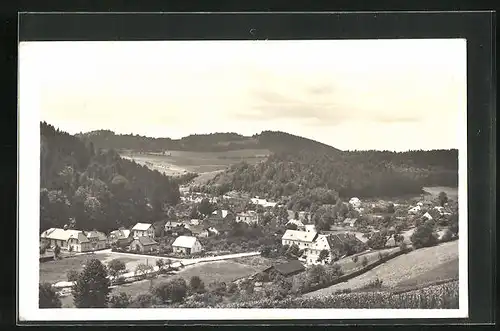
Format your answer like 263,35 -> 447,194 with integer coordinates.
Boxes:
109,292 -> 131,308
361,256 -> 369,267
411,222 -> 439,249
189,276 -> 206,294
129,293 -> 159,308
152,278 -> 188,304
39,283 -> 62,308
360,277 -> 383,290
67,269 -> 79,282
351,255 -> 359,263
440,228 -> 454,242
367,232 -> 387,250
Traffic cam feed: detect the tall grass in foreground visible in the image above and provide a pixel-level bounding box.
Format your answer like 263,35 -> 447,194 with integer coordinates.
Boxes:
164,281 -> 459,309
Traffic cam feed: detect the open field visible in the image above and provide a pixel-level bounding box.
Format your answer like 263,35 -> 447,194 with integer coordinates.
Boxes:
303,240 -> 458,297
39,253 -> 153,284
120,149 -> 270,176
395,257 -> 459,289
423,186 -> 458,200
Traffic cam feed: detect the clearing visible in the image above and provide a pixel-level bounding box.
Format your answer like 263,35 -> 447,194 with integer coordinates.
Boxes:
303,240 -> 458,298
120,149 -> 270,176
422,186 -> 458,200
335,247 -> 400,274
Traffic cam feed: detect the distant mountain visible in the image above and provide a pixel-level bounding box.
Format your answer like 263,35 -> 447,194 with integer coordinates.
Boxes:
76,126 -> 458,199
76,129 -> 341,154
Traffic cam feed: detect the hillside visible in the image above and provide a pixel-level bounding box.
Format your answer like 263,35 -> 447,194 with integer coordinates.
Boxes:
40,122 -> 180,234
77,127 -> 458,199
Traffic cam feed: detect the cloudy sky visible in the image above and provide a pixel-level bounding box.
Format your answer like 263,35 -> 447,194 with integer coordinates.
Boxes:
19,39 -> 466,151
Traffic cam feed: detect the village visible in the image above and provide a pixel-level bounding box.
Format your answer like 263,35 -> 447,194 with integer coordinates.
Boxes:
39,184 -> 459,307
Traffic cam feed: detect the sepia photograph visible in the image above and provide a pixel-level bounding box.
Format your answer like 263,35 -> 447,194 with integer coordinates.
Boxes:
19,38 -> 468,321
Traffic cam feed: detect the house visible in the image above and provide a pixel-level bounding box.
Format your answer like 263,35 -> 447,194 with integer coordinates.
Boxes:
408,205 -> 421,214
188,225 -> 210,238
304,224 -> 316,233
207,226 -> 220,236
165,221 -> 184,232
116,236 -> 133,249
303,234 -> 333,265
212,209 -> 230,219
262,260 -> 306,278
343,218 -> 358,228
250,197 -> 277,208
298,211 -> 311,222
40,228 -> 92,253
349,197 -> 362,209
286,219 -> 305,230
85,230 -> 108,250
281,229 -> 318,250
130,236 -> 159,253
172,236 -> 203,255
433,206 -> 452,216
131,223 -> 155,239
422,212 -> 433,221
236,211 -> 259,224
108,228 -> 131,244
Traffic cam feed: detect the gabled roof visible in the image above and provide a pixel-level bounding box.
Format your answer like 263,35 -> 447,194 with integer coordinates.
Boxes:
282,229 -> 318,242
110,229 -> 130,239
135,236 -> 158,246
40,228 -> 89,243
266,260 -> 305,276
165,221 -> 183,227
172,235 -> 200,248
116,237 -> 133,247
86,230 -> 107,241
326,232 -> 364,249
132,223 -> 153,231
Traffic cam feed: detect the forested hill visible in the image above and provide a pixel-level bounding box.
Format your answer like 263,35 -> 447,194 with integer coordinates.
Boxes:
207,148 -> 458,200
40,122 -> 180,234
76,129 -> 341,154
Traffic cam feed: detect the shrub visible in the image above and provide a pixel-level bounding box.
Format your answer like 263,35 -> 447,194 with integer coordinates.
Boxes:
189,276 -> 206,294
66,269 -> 79,282
351,255 -> 359,263
361,256 -> 369,267
129,293 -> 158,308
367,232 -> 387,250
152,278 -> 188,304
107,259 -> 126,278
109,292 -> 131,308
72,259 -> 111,308
399,241 -> 408,252
440,228 -> 454,242
39,283 -> 62,308
411,222 -> 439,249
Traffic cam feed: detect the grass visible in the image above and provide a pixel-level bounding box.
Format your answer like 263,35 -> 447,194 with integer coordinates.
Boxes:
335,247 -> 399,274
303,240 -> 458,298
395,257 -> 459,289
422,186 -> 459,200
175,260 -> 260,284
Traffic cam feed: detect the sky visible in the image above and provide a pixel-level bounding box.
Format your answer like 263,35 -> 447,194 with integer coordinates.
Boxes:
19,39 -> 466,151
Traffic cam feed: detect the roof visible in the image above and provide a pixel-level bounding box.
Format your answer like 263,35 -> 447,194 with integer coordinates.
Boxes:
110,229 -> 130,239
304,224 -> 316,232
116,237 -> 133,246
286,219 -> 305,227
172,236 -> 200,248
188,225 -> 208,234
40,228 -> 89,243
282,229 -> 318,242
135,236 -> 158,246
343,218 -> 358,225
165,221 -> 183,227
267,260 -> 305,276
326,233 -> 364,249
132,223 -> 153,231
86,230 -> 107,241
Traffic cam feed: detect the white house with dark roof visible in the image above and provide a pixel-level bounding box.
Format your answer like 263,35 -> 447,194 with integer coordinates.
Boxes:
131,223 -> 155,239
172,235 -> 203,255
281,229 -> 318,251
40,228 -> 92,252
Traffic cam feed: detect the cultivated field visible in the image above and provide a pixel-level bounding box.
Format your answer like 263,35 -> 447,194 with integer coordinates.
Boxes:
335,247 -> 400,274
175,260 -> 260,284
120,149 -> 270,176
303,240 -> 459,297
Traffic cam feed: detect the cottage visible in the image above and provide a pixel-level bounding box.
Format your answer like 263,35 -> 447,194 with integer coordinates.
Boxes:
188,225 -> 210,238
108,228 -> 131,244
303,234 -> 333,265
165,221 -> 184,232
263,260 -> 306,278
40,228 -> 92,253
172,236 -> 203,255
304,224 -> 316,233
281,229 -> 318,250
115,236 -> 133,249
408,205 -> 421,214
422,212 -> 433,221
131,223 -> 155,239
236,211 -> 259,225
130,236 -> 159,253
349,197 -> 362,208
85,230 -> 108,250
